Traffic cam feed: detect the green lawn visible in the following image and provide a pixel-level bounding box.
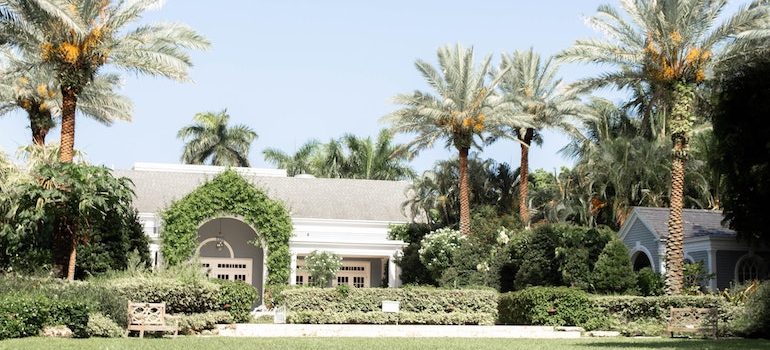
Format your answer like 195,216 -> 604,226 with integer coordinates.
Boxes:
2,337 -> 770,350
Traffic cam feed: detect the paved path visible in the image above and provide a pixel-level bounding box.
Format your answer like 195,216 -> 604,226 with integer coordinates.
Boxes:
216,324 -> 582,338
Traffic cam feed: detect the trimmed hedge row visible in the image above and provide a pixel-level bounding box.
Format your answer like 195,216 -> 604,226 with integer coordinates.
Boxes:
279,287 -> 498,325
104,277 -> 257,322
591,295 -> 739,336
0,293 -> 89,340
498,287 -> 594,326
288,311 -> 495,325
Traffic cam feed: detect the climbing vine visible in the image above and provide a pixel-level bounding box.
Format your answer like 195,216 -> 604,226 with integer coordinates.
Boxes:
161,170 -> 292,285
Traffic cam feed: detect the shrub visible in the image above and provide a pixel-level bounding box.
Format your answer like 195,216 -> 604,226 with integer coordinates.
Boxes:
736,280 -> 770,337
288,311 -> 494,325
419,228 -> 464,280
513,225 -> 562,289
304,250 -> 342,288
636,267 -> 664,296
498,287 -> 594,326
279,287 -> 497,325
103,277 -> 220,314
683,261 -> 715,295
175,311 -> 233,334
592,240 -> 635,294
214,280 -> 258,322
590,295 -> 734,336
86,313 -> 124,338
0,293 -> 89,340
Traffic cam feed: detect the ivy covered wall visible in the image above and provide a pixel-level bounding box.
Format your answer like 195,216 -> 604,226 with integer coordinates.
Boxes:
161,170 -> 293,285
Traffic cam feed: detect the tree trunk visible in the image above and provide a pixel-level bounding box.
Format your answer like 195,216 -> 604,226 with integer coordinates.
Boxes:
518,128 -> 533,228
66,234 -> 77,281
666,143 -> 686,294
59,87 -> 78,162
665,83 -> 694,295
29,108 -> 53,146
458,147 -> 471,235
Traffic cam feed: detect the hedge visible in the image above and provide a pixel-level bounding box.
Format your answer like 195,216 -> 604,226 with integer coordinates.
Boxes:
0,293 -> 89,340
288,311 -> 495,325
279,287 -> 498,325
498,287 -> 594,326
175,311 -> 233,335
590,295 -> 738,336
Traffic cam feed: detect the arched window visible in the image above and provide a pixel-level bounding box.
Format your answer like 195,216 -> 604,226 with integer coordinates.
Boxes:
632,251 -> 653,272
735,255 -> 766,283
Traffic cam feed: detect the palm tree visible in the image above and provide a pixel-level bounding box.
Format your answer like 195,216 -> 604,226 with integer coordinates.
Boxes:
0,0 -> 209,163
178,110 -> 257,167
339,130 -> 415,180
560,0 -> 770,294
496,48 -> 587,227
383,44 -> 521,234
0,51 -> 132,146
263,140 -> 320,176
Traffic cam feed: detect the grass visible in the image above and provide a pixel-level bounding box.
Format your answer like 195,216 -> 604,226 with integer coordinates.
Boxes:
1,337 -> 770,350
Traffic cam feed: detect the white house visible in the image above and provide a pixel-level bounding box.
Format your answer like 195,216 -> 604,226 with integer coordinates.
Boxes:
115,162 -> 409,298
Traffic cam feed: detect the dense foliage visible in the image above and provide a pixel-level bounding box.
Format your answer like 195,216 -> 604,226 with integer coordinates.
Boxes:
591,240 -> 636,294
0,157 -> 150,279
161,170 -> 292,285
498,287 -> 594,326
279,286 -> 498,325
304,251 -> 342,288
712,52 -> 770,244
0,293 -> 89,340
178,110 -> 257,167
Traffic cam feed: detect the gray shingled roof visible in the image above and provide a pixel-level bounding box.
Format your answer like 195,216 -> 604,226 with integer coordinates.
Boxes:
632,206 -> 736,239
113,169 -> 412,222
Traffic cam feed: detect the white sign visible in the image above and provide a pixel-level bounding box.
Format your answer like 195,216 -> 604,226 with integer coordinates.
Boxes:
382,300 -> 400,313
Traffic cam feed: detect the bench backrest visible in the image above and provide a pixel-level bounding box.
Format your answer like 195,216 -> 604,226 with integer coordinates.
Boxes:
668,307 -> 717,330
128,302 -> 167,326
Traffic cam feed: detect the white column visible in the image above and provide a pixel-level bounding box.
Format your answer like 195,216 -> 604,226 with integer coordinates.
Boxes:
388,256 -> 397,288
658,241 -> 667,274
289,253 -> 297,286
708,248 -> 718,291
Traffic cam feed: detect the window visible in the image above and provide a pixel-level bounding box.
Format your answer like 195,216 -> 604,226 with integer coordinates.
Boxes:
336,276 -> 349,286
217,274 -> 229,280
234,274 -> 246,282
353,276 -> 365,288
736,255 -> 765,283
296,275 -> 304,286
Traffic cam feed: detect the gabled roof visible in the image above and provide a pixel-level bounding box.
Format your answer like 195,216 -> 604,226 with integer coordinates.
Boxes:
114,164 -> 412,222
624,206 -> 736,240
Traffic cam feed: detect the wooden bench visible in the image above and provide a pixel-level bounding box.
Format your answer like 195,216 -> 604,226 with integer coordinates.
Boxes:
667,307 -> 718,338
126,302 -> 179,338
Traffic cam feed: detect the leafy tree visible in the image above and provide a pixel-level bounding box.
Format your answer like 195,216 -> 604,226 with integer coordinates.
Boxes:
305,250 -> 342,288
418,227 -> 464,280
0,50 -> 132,146
592,240 -> 636,294
0,0 -> 209,162
75,210 -> 150,279
402,155 -> 517,228
263,140 -> 320,176
178,110 -> 257,167
561,0 -> 770,295
335,130 -> 415,180
712,51 -> 770,245
496,48 -> 587,227
8,162 -> 136,280
384,44 -> 525,234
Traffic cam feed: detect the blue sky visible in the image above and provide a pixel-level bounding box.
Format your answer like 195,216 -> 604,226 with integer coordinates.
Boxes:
0,1 -> 747,173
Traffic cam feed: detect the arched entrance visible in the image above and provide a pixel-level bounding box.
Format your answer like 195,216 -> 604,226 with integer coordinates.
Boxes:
196,218 -> 266,289
631,250 -> 653,271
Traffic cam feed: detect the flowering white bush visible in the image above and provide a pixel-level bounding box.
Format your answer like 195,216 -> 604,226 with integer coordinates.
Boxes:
305,250 -> 342,288
418,227 -> 464,279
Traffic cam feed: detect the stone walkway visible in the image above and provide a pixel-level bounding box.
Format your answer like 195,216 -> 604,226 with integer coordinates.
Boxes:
216,324 -> 582,338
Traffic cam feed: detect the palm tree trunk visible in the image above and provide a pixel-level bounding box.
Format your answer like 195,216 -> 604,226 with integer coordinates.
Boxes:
29,109 -> 53,146
458,147 -> 471,235
665,82 -> 695,295
519,128 -> 533,227
66,234 -> 77,281
59,87 -> 78,162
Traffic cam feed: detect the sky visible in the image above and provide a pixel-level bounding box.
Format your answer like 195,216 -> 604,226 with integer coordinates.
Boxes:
0,1 -> 747,174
